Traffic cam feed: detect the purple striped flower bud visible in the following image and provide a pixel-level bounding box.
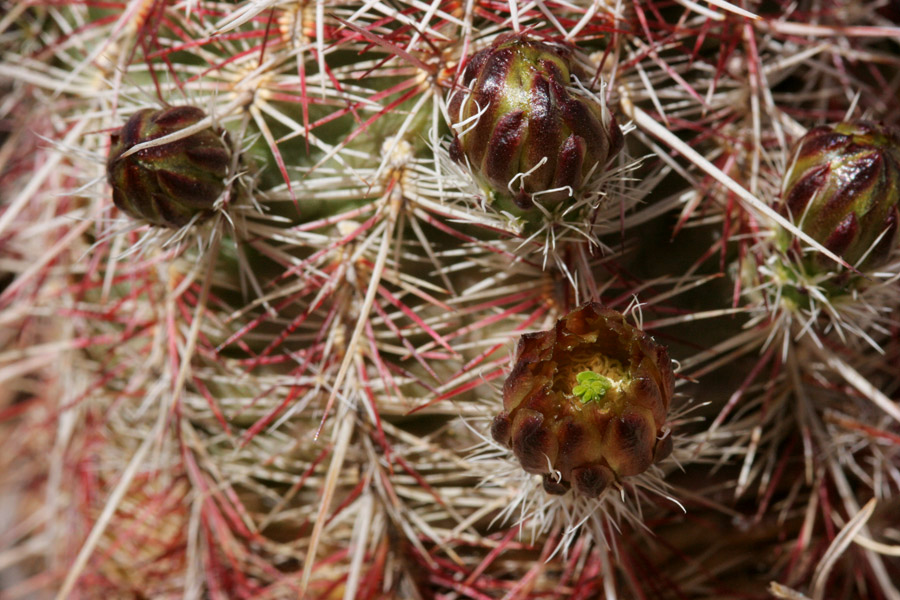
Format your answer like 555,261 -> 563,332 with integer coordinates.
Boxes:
448,35 -> 622,212
778,122 -> 900,274
491,303 -> 674,498
107,106 -> 231,228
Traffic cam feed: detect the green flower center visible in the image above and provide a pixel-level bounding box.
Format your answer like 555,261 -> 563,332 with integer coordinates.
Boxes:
572,370 -> 613,404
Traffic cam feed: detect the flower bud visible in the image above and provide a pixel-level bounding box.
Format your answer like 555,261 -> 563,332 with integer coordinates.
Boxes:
107,106 -> 231,228
778,121 -> 900,274
491,303 -> 674,497
447,35 -> 622,211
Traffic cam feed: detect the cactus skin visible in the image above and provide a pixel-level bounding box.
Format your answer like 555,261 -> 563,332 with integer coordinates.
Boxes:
107,106 -> 230,228
491,303 -> 674,497
447,35 -> 623,212
778,121 -> 900,274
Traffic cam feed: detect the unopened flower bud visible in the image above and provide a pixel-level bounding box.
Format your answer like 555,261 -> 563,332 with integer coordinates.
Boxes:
778,121 -> 900,274
491,303 -> 674,497
107,106 -> 231,228
447,35 -> 622,211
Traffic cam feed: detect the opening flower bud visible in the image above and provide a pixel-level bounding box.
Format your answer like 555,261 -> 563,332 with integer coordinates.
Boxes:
491,303 -> 674,497
447,34 -> 622,212
107,106 -> 231,228
777,121 -> 900,277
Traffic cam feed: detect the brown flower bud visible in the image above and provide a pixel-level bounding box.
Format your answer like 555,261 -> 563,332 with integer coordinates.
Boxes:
491,303 -> 674,497
447,34 -> 622,212
107,106 -> 231,228
777,121 -> 900,275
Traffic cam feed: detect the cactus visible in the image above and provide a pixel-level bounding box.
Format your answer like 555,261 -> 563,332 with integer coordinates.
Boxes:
1,2 -> 899,600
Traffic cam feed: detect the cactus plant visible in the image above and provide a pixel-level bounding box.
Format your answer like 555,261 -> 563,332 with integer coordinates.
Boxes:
1,2 -> 899,600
